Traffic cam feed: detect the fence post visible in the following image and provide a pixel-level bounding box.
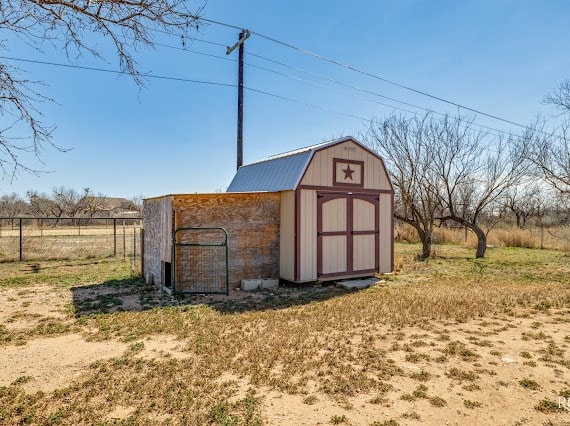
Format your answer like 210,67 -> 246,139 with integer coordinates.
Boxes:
123,221 -> 126,259
113,218 -> 117,256
133,222 -> 136,264
140,227 -> 145,277
78,218 -> 81,236
19,218 -> 23,262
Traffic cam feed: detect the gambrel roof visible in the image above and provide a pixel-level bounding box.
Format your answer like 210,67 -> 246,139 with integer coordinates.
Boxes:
227,136 -> 381,192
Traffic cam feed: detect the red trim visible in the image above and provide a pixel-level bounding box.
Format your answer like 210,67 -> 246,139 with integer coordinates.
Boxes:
299,185 -> 393,194
390,192 -> 394,272
320,231 -> 348,237
317,192 -> 379,278
316,194 -> 322,277
311,138 -> 394,193
376,195 -> 380,270
294,138 -> 394,193
317,193 -> 349,277
294,188 -> 301,281
333,158 -> 365,188
352,230 -> 378,236
318,269 -> 378,280
347,195 -> 353,272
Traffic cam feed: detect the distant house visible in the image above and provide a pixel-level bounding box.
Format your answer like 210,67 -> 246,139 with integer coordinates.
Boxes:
77,196 -> 140,218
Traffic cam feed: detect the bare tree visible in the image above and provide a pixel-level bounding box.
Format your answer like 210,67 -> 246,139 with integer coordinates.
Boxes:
26,190 -> 53,216
430,116 -> 527,258
77,188 -> 107,216
51,185 -> 84,217
544,79 -> 570,113
519,122 -> 570,196
0,192 -> 26,217
503,184 -> 547,228
0,192 -> 26,229
366,114 -> 441,259
0,0 -> 205,178
129,194 -> 144,212
516,82 -> 570,195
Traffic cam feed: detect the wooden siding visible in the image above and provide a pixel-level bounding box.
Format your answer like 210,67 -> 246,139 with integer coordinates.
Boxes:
172,192 -> 280,289
299,189 -> 317,281
279,191 -> 295,281
301,140 -> 391,190
142,196 -> 172,286
352,198 -> 377,271
322,198 -> 347,232
160,196 -> 173,262
322,235 -> 347,274
353,235 -> 375,271
379,193 -> 393,272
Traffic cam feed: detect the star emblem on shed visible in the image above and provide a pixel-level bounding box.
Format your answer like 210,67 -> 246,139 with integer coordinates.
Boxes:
342,165 -> 355,180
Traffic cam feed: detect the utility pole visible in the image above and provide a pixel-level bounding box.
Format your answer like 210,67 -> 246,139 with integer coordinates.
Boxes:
227,29 -> 250,170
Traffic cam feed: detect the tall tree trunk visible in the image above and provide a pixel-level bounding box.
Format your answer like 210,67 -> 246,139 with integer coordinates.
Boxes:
421,230 -> 433,259
473,226 -> 487,258
415,226 -> 432,259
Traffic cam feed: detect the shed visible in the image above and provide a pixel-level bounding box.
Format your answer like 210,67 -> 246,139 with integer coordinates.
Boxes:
142,136 -> 393,294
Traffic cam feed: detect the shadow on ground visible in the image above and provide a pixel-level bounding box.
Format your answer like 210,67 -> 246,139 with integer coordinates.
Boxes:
71,278 -> 355,317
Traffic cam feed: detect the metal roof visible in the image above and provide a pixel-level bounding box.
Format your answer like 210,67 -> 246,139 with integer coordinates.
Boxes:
227,136 -> 357,192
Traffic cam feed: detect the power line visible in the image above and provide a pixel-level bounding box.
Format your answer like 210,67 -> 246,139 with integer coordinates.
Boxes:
245,87 -> 368,121
136,25 -> 530,138
189,16 -> 541,132
245,51 -> 515,138
0,55 -> 235,87
131,34 -> 515,139
248,31 -> 536,131
0,55 -> 369,122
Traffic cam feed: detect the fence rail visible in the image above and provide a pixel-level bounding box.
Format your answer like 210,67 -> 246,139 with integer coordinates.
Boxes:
0,217 -> 142,263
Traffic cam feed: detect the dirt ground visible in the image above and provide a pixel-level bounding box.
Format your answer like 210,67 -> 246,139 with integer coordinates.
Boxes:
1,252 -> 569,425
1,285 -> 569,424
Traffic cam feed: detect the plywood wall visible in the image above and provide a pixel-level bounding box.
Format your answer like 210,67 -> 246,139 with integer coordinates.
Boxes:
279,191 -> 295,281
300,189 -> 318,281
173,192 -> 280,289
379,193 -> 393,272
301,140 -> 392,190
142,196 -> 172,286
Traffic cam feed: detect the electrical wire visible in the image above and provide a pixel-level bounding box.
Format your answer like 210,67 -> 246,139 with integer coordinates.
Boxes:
130,34 -> 514,139
137,25 -> 524,138
0,55 -> 235,87
0,55 -> 369,122
186,16 -> 548,134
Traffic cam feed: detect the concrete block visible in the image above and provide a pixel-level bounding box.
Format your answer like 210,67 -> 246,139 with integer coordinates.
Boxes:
260,278 -> 279,289
241,279 -> 261,291
336,277 -> 380,290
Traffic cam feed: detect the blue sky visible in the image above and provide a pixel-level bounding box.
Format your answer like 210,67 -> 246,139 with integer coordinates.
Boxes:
2,0 -> 569,198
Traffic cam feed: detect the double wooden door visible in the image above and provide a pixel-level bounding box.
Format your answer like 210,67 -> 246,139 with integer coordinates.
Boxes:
317,192 -> 379,278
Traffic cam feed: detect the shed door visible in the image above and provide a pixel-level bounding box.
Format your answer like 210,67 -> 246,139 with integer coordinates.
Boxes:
317,193 -> 379,278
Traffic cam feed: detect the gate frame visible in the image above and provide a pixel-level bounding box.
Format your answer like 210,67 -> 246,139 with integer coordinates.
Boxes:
172,227 -> 229,295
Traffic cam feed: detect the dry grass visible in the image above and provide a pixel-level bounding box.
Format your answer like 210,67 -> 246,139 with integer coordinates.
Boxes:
0,244 -> 569,424
0,224 -> 141,262
395,222 -> 570,252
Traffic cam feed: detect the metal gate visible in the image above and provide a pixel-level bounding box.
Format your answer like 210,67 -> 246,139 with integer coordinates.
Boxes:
172,227 -> 229,295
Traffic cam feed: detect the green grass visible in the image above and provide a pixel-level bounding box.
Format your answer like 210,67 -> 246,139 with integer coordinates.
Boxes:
519,378 -> 540,390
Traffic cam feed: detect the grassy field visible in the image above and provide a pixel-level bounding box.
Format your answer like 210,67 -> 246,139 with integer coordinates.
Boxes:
0,223 -> 141,262
0,244 -> 569,425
